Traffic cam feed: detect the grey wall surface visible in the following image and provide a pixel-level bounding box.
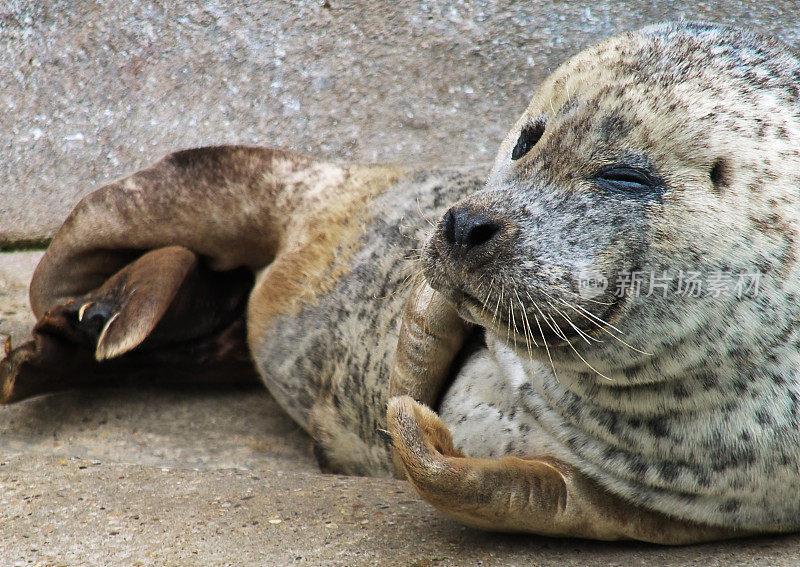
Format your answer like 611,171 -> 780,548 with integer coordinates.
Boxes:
2,0 -> 800,245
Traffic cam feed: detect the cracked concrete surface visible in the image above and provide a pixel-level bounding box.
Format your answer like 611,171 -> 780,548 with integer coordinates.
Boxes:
3,1 -> 800,565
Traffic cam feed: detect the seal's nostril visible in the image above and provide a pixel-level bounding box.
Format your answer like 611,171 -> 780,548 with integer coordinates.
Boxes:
466,222 -> 500,248
442,206 -> 502,250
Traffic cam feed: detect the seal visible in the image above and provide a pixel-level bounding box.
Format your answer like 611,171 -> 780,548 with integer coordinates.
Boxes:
2,22 -> 799,543
389,21 -> 800,541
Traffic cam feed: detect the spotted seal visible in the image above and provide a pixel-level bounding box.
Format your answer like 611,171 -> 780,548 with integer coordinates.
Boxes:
3,22 -> 799,543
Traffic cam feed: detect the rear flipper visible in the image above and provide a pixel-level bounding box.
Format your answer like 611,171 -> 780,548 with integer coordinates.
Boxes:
1,146 -> 340,404
1,246 -> 257,403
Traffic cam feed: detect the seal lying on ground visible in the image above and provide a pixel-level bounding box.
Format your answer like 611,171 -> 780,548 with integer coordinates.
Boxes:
3,22 -> 800,543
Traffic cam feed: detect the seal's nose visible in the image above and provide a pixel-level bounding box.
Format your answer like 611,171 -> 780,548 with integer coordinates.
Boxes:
442,206 -> 502,250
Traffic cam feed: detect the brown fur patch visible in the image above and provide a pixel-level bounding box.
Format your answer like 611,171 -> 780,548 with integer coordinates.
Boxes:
247,164 -> 402,339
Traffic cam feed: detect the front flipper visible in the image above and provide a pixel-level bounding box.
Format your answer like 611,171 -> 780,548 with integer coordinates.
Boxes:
387,395 -> 745,544
389,278 -> 472,477
390,278 -> 472,405
387,395 -> 572,535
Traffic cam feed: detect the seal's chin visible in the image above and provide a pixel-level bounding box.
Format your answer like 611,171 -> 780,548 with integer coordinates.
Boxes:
442,287 -> 580,351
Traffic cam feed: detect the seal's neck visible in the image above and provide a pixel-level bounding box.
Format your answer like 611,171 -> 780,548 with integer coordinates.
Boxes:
507,328 -> 760,416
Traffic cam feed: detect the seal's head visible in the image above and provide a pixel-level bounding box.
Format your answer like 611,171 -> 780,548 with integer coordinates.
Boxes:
423,22 -> 800,384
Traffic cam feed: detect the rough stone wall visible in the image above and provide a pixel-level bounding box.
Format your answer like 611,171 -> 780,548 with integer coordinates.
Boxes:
2,1 -> 799,244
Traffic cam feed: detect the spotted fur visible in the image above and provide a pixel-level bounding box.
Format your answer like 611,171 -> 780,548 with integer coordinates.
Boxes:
416,22 -> 800,534
4,21 -> 799,543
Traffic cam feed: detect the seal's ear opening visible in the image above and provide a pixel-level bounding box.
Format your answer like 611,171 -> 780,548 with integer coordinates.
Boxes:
710,158 -> 732,192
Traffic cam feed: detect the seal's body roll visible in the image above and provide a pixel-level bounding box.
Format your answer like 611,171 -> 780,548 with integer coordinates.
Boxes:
1,145 -> 486,475
4,21 -> 800,543
245,164 -> 486,475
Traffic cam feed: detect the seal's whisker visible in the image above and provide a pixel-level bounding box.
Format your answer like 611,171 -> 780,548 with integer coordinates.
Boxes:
545,299 -> 597,344
415,197 -> 437,229
502,285 -> 513,344
520,310 -> 535,357
509,297 -> 521,349
375,267 -> 426,300
563,332 -> 615,382
529,296 -> 568,342
555,297 -> 653,356
478,275 -> 496,319
538,285 -> 620,343
513,287 -> 537,358
395,224 -> 429,244
554,296 -> 619,340
545,313 -> 570,342
536,289 -> 614,380
554,296 -> 623,334
533,274 -> 614,306
494,283 -> 504,333
534,314 -> 559,383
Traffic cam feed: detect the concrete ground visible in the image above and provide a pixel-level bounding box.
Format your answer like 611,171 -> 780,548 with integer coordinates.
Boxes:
3,254 -> 800,567
3,1 -> 800,565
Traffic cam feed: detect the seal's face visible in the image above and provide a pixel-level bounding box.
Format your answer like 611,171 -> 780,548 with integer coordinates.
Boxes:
422,23 -> 800,381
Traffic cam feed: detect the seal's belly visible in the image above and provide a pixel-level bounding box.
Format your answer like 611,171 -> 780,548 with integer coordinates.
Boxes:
439,334 -> 800,531
438,339 -> 563,459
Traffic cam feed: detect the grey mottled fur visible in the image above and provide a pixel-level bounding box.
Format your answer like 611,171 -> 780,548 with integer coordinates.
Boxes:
253,22 -> 800,532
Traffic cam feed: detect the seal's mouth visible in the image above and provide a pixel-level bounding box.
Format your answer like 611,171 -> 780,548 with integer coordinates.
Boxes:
442,284 -> 616,351
421,210 -> 632,356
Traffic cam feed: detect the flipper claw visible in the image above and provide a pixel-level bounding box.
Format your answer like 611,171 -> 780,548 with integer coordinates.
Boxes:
77,301 -> 93,322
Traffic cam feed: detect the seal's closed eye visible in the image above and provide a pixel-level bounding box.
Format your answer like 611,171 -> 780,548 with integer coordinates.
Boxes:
593,164 -> 664,199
